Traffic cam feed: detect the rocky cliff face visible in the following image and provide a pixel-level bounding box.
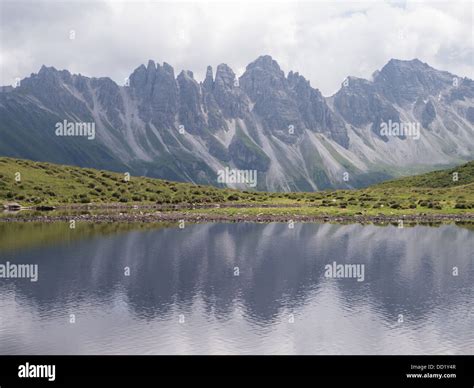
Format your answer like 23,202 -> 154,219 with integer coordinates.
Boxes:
0,56 -> 473,191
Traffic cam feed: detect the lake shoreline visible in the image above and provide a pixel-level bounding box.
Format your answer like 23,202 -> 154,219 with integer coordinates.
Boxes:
1,210 -> 473,224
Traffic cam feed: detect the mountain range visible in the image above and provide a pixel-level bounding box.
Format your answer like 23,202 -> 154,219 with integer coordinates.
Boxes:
0,55 -> 473,191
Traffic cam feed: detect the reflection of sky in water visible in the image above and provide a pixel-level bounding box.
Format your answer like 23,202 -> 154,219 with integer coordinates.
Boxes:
0,223 -> 472,354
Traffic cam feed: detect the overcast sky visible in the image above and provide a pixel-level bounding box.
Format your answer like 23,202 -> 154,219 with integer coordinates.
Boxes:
0,0 -> 472,96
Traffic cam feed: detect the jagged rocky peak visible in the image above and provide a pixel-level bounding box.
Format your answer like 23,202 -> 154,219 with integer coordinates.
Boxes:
38,64 -> 59,75
243,55 -> 285,80
161,62 -> 174,75
375,58 -> 431,86
177,68 -> 206,133
146,59 -> 156,71
374,58 -> 454,103
155,62 -> 176,80
246,54 -> 283,74
129,60 -> 176,89
342,76 -> 372,90
287,70 -> 310,87
332,58 -> 456,128
203,65 -> 214,89
36,65 -> 80,83
178,69 -> 196,81
27,65 -> 73,86
287,70 -> 328,104
213,63 -> 249,118
382,58 -> 429,71
215,64 -> 237,88
19,65 -> 76,96
240,55 -> 287,100
129,63 -> 149,89
127,60 -> 179,127
334,80 -> 400,134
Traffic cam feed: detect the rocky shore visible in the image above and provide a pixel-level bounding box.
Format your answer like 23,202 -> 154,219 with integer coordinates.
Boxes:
1,211 -> 473,225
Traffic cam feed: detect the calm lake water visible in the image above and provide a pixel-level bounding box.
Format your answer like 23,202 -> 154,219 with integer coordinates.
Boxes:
0,222 -> 472,355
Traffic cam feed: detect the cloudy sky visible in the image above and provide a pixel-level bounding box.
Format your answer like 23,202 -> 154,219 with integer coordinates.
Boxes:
0,0 -> 472,96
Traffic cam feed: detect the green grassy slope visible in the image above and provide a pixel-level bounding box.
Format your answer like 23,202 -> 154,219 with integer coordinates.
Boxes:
374,161 -> 474,188
0,157 -> 472,215
0,156 -> 272,206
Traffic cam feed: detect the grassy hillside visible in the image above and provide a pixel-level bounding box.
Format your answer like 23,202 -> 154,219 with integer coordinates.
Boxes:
375,161 -> 474,188
0,156 -> 266,205
0,157 -> 473,216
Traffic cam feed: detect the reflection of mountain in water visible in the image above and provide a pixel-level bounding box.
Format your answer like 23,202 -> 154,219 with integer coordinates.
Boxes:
2,223 -> 472,328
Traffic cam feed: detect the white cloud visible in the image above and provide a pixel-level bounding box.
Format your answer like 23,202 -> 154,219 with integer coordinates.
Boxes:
0,0 -> 472,96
